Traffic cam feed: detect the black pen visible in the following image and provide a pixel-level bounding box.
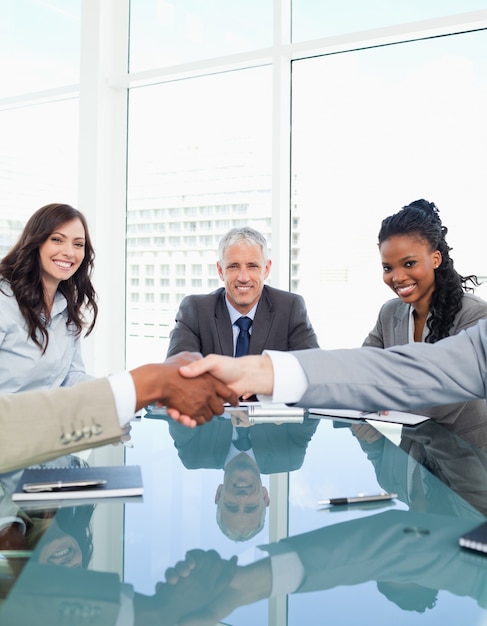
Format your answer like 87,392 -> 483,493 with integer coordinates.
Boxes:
318,492 -> 397,506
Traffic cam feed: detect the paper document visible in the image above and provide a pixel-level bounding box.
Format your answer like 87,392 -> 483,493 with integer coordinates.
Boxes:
307,408 -> 430,426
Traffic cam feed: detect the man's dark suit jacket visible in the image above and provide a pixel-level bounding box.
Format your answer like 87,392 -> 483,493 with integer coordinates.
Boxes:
166,285 -> 319,357
166,416 -> 319,474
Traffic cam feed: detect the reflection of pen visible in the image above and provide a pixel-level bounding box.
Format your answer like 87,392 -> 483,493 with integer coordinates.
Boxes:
318,492 -> 397,505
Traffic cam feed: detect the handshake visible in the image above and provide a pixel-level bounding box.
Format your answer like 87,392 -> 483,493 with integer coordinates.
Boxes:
131,351 -> 275,427
134,548 -> 272,626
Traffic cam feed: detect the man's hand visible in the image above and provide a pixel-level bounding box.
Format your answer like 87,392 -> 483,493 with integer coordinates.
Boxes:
133,549 -> 238,626
151,550 -> 272,626
179,354 -> 274,398
164,353 -> 274,426
129,352 -> 239,426
176,557 -> 273,626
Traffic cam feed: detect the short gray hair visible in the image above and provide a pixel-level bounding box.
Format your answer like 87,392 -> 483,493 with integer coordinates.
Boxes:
218,227 -> 269,264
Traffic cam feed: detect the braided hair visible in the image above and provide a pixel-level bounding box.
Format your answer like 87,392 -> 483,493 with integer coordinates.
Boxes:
378,199 -> 480,343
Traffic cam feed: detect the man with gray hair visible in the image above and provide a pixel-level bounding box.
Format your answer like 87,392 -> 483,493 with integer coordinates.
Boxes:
161,227 -> 319,540
167,226 -> 319,358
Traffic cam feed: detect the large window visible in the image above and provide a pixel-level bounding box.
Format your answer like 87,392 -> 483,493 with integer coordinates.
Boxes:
0,0 -> 80,252
1,0 -> 81,98
292,0 -> 487,41
126,67 -> 272,366
1,0 -> 486,374
292,29 -> 487,349
0,101 -> 79,246
129,0 -> 273,71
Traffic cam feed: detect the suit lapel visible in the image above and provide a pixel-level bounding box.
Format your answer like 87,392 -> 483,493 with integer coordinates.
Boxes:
393,304 -> 411,344
249,287 -> 275,354
214,290 -> 235,355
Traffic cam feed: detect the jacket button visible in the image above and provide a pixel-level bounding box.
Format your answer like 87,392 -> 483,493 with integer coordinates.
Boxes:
60,432 -> 72,445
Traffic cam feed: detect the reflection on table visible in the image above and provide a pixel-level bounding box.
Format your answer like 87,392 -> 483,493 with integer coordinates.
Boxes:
162,412 -> 319,541
1,410 -> 487,625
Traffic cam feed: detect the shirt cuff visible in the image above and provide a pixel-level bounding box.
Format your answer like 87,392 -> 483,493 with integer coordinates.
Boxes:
108,372 -> 137,429
257,547 -> 305,595
261,351 -> 308,403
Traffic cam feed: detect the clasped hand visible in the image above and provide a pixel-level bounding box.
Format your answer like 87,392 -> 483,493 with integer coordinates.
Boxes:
134,549 -> 238,625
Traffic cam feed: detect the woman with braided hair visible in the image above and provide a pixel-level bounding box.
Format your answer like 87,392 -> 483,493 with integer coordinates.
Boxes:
363,198 -> 487,441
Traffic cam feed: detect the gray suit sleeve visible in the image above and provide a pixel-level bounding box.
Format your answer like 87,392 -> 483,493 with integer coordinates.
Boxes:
293,322 -> 487,411
167,296 -> 202,357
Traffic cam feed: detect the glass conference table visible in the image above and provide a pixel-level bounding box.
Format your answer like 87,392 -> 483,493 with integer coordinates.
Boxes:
1,407 -> 487,625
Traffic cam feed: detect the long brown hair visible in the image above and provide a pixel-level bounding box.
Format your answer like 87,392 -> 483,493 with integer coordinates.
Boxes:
0,203 -> 98,352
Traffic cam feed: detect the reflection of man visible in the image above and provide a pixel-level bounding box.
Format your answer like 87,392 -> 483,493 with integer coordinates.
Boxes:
161,415 -> 319,473
146,412 -> 319,540
215,451 -> 269,541
166,227 -> 319,358
0,352 -> 238,473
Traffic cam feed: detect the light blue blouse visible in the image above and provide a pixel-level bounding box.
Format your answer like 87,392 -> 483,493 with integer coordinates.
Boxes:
0,280 -> 91,393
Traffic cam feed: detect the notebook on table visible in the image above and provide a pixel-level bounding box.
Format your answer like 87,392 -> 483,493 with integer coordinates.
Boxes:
12,465 -> 143,504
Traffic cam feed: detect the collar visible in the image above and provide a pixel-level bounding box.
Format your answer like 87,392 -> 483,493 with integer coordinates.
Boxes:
407,305 -> 432,343
225,296 -> 258,325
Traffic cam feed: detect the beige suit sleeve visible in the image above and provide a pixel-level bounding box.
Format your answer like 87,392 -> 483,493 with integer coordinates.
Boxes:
0,378 -> 123,473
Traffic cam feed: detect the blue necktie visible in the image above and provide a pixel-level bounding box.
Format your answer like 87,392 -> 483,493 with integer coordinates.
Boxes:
234,427 -> 252,451
235,316 -> 252,357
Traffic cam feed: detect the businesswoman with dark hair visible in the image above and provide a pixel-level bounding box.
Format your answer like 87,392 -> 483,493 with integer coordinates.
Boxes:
362,198 -> 487,442
0,203 -> 98,394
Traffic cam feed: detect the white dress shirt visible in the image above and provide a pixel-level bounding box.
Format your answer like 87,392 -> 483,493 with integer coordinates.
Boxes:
261,350 -> 308,403
108,372 -> 137,428
225,297 -> 258,355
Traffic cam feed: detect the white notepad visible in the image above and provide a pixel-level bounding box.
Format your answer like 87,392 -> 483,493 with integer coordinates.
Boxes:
307,408 -> 430,426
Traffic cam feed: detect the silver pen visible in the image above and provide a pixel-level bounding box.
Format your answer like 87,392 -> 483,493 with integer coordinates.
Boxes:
318,492 -> 397,506
22,479 -> 107,493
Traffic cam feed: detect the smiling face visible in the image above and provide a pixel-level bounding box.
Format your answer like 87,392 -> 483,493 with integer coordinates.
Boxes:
217,241 -> 271,314
215,453 -> 270,538
37,522 -> 83,568
38,218 -> 86,290
380,234 -> 442,314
